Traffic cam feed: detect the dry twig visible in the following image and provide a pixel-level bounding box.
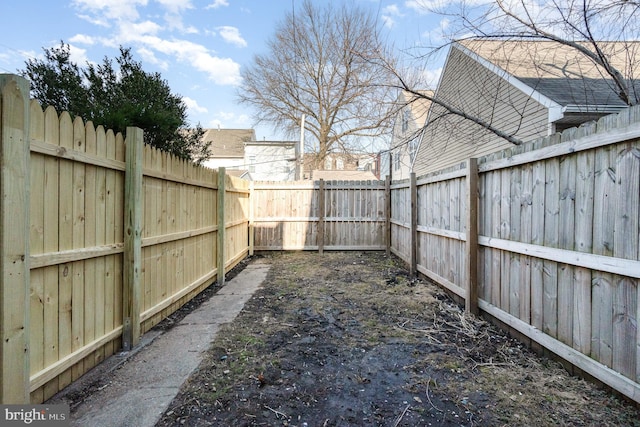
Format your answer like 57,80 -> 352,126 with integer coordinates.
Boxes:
393,405 -> 411,427
426,379 -> 442,413
263,405 -> 288,419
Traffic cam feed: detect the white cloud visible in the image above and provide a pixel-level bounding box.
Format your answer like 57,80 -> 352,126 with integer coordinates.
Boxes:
382,16 -> 396,28
136,47 -> 169,69
183,96 -> 208,113
69,34 -> 97,45
70,0 -> 242,87
405,0 -> 492,14
419,17 -> 451,44
404,0 -> 439,14
155,0 -> 198,33
72,0 -> 147,22
217,26 -> 247,48
383,4 -> 402,16
205,0 -> 229,10
132,20 -> 163,36
121,33 -> 242,85
67,44 -> 90,66
208,111 -> 251,128
382,5 -> 403,28
76,13 -> 110,27
156,0 -> 193,14
421,66 -> 442,88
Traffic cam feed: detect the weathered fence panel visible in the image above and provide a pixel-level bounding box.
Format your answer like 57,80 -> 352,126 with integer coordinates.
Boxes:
390,107 -> 640,403
253,180 -> 386,251
0,75 -> 250,404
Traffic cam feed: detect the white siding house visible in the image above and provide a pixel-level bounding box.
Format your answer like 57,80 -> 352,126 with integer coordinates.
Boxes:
243,141 -> 298,181
413,39 -> 635,176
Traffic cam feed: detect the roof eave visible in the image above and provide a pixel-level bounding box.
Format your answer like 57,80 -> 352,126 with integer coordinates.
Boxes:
562,104 -> 628,114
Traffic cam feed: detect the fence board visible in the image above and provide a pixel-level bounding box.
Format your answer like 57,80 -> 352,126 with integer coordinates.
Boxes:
519,163 -> 532,325
490,170 -> 502,307
29,104 -> 45,388
509,165 -> 522,319
612,146 -> 640,380
500,168 -> 511,311
42,107 -> 61,400
574,149 -> 595,355
71,116 -> 86,381
591,144 -> 616,366
103,129 -> 117,358
93,125 -> 107,371
57,112 -> 74,390
543,141 -> 560,338
530,160 -> 545,331
83,121 -> 97,373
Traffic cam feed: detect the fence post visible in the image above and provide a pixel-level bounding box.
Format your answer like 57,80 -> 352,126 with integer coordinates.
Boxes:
217,167 -> 226,286
410,172 -> 418,276
122,127 -> 143,351
385,175 -> 391,256
0,74 -> 31,403
249,180 -> 254,256
465,158 -> 479,315
317,179 -> 325,254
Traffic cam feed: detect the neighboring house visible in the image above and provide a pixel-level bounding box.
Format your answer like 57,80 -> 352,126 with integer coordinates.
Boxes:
244,141 -> 298,181
354,153 -> 381,179
201,128 -> 299,181
201,128 -> 255,170
413,39 -> 638,176
303,152 -> 381,179
390,90 -> 431,180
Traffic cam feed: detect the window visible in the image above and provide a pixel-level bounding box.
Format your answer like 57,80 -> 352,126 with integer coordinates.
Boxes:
249,155 -> 256,173
401,108 -> 410,133
409,138 -> 418,163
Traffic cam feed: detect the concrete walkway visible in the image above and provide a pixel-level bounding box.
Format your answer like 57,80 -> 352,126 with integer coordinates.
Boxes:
49,259 -> 270,427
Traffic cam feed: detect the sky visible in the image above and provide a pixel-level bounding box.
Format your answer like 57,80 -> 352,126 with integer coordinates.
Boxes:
0,0 -> 446,143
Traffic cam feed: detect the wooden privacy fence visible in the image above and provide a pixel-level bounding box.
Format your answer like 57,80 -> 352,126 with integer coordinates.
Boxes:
0,75 -> 250,404
2,72 -> 639,406
251,180 -> 388,251
391,107 -> 640,404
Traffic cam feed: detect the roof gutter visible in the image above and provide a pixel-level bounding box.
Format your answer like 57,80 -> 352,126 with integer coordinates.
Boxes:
562,104 -> 628,114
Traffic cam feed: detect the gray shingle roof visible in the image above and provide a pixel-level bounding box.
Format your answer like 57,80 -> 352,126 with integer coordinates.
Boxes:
202,128 -> 256,158
517,77 -> 639,107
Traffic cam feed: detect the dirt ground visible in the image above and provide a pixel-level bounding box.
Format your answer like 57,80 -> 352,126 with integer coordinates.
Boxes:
156,251 -> 638,427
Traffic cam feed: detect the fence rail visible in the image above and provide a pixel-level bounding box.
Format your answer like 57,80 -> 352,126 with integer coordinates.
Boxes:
0,75 -> 250,404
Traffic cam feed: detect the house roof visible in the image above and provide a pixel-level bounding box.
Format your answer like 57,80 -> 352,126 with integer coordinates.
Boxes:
456,39 -> 640,109
311,170 -> 378,181
244,140 -> 297,147
226,169 -> 249,178
202,128 -> 256,158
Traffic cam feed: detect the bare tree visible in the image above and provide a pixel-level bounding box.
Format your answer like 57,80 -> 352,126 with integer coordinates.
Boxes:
237,0 -> 398,170
455,0 -> 640,105
381,0 -> 640,148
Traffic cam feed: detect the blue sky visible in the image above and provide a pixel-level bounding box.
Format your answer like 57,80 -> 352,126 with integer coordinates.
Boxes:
0,0 -> 445,142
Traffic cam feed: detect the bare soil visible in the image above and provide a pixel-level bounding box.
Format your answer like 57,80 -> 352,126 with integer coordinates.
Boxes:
157,251 -> 638,427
